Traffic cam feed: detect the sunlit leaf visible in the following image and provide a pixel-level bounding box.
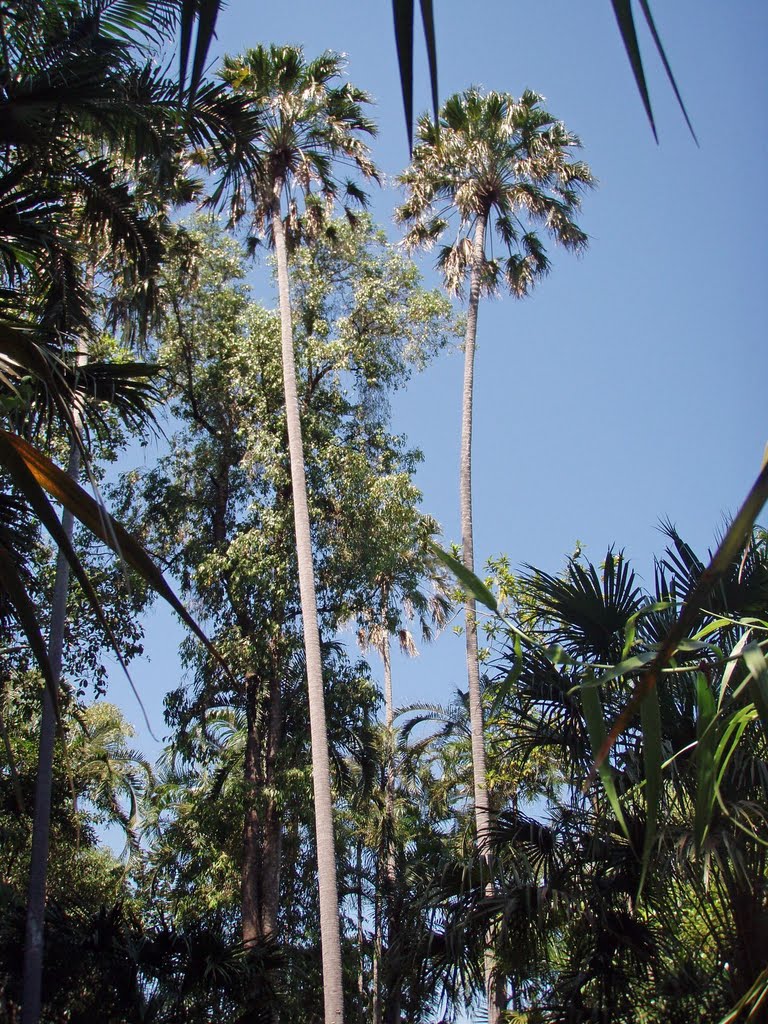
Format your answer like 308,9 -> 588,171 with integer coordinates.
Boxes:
427,540 -> 498,612
717,965 -> 768,1024
638,686 -> 661,897
543,643 -> 575,667
594,650 -> 656,686
742,641 -> 768,740
714,706 -> 756,795
580,677 -> 630,841
694,671 -> 717,852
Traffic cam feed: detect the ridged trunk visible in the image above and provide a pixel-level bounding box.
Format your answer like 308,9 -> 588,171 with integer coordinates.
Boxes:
272,196 -> 345,1024
460,213 -> 505,1023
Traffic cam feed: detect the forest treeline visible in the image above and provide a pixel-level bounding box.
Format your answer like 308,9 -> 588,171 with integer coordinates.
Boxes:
0,3 -> 766,1023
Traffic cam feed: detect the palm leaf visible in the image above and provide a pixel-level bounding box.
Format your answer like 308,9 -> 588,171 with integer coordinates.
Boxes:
427,540 -> 498,613
0,322 -> 159,441
742,641 -> 768,741
592,457 -> 768,774
0,429 -> 231,682
393,1 -> 695,144
635,0 -> 698,143
609,0 -> 659,140
391,0 -> 439,148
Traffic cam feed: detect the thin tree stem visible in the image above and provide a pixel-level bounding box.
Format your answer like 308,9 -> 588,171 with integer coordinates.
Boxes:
380,626 -> 402,1022
272,199 -> 345,1024
460,212 -> 504,1023
461,214 -> 491,849
21,433 -> 81,1024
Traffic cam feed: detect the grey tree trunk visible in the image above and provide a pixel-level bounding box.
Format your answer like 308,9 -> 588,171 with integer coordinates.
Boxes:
21,433 -> 81,1024
371,880 -> 382,1024
459,213 -> 504,1023
379,624 -> 403,1024
371,622 -> 392,1024
356,839 -> 365,1022
271,200 -> 345,1024
241,669 -> 282,954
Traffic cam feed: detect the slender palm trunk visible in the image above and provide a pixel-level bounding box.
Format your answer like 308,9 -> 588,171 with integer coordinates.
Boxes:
382,621 -> 395,864
380,625 -> 402,1024
21,434 -> 81,1024
371,877 -> 382,1024
272,197 -> 345,1024
460,213 -> 504,1023
371,624 -> 392,1024
355,839 -> 365,1022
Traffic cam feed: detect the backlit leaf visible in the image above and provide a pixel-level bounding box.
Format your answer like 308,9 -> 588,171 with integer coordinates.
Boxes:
427,540 -> 498,613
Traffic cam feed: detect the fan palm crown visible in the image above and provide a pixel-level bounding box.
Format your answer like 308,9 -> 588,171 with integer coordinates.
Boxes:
397,87 -> 593,295
219,45 -> 378,241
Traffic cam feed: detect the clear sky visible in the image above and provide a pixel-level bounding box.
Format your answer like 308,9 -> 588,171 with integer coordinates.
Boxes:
110,0 -> 766,798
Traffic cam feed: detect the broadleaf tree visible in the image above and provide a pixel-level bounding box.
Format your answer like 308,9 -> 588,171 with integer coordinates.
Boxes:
124,214 -> 458,1016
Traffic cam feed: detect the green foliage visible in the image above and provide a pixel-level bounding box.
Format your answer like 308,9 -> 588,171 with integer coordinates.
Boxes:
471,528 -> 768,1022
109,213 -> 461,1017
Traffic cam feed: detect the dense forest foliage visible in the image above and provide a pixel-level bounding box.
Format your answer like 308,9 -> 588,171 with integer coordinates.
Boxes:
0,2 -> 766,1023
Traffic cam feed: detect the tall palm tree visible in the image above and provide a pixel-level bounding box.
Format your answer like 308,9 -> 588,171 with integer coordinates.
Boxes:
219,45 -> 378,1023
396,87 -> 593,1020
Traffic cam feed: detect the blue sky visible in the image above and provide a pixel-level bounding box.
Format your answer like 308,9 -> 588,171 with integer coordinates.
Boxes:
110,1 -> 767,774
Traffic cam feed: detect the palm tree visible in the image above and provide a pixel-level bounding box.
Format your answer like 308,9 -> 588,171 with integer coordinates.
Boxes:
396,87 -> 593,1020
482,532 -> 768,1021
219,45 -> 378,1023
